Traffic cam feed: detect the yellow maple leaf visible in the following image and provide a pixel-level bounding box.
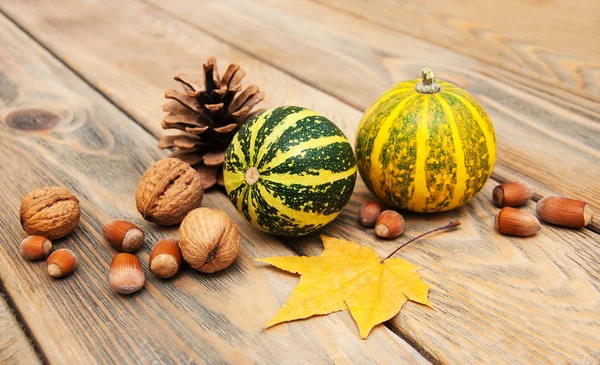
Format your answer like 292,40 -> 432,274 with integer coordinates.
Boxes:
258,235 -> 432,339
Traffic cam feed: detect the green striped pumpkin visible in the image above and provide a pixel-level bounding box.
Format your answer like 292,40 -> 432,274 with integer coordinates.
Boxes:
355,68 -> 496,213
224,106 -> 357,236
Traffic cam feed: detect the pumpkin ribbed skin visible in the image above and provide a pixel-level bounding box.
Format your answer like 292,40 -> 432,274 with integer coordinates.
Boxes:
224,106 -> 357,236
356,78 -> 496,213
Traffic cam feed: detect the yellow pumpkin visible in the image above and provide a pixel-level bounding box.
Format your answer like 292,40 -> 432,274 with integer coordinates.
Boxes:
355,68 -> 496,212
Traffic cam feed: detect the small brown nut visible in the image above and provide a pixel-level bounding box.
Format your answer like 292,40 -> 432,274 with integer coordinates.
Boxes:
179,208 -> 240,273
149,238 -> 182,279
109,253 -> 145,294
536,196 -> 595,228
46,249 -> 77,278
20,186 -> 80,239
495,207 -> 541,237
492,182 -> 534,207
358,201 -> 383,227
136,158 -> 204,225
20,236 -> 52,260
374,210 -> 405,239
102,220 -> 145,252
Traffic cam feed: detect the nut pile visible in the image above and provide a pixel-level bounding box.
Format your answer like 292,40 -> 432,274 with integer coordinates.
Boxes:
17,157 -> 594,300
105,158 -> 241,294
357,202 -> 405,239
105,207 -> 241,294
16,158 -> 241,296
356,181 -> 596,241
358,178 -> 594,238
18,186 -> 80,277
492,181 -> 594,236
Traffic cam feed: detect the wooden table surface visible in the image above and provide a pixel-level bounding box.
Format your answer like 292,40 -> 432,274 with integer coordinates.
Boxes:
0,1 -> 598,364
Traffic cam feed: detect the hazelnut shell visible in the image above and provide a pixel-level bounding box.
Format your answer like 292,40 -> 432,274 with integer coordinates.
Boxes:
492,182 -> 534,207
536,196 -> 594,228
109,253 -> 145,294
46,249 -> 77,278
374,210 -> 405,239
358,201 -> 383,227
102,219 -> 145,252
495,207 -> 541,237
149,238 -> 182,279
20,236 -> 52,260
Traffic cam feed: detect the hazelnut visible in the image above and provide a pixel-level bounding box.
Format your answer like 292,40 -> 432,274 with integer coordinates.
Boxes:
136,158 -> 204,226
20,236 -> 52,260
149,238 -> 182,279
374,210 -> 405,239
46,249 -> 77,278
492,182 -> 534,207
20,186 -> 80,239
102,219 -> 145,252
495,207 -> 541,237
536,196 -> 595,228
179,208 -> 240,273
109,253 -> 145,294
358,201 -> 383,227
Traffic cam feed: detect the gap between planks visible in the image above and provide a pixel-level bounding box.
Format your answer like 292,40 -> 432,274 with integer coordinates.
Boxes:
3,0 -> 599,333
0,281 -> 43,364
0,8 -> 155,141
1,2 -> 596,362
139,0 -> 600,227
0,9 -> 433,364
84,0 -> 600,235
311,0 -> 600,104
489,172 -> 600,236
137,0 -> 600,232
134,0 -> 373,114
3,1 -> 594,241
0,7 -> 435,363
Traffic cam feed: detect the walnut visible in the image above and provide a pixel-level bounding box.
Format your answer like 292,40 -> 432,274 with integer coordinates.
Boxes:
135,158 -> 203,226
20,186 -> 80,240
178,207 -> 240,273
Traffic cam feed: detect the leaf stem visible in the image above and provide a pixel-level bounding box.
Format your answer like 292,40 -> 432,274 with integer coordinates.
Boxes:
381,220 -> 461,263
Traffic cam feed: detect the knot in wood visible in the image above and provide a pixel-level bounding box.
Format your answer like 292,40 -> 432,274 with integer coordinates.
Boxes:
4,107 -> 61,130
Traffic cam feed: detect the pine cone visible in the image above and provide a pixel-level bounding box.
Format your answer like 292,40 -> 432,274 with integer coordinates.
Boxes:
158,57 -> 265,189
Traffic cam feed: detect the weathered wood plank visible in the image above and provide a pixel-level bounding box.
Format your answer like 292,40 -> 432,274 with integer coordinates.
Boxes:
0,13 -> 430,365
0,293 -> 40,365
144,0 -> 600,231
2,1 -> 599,364
316,0 -> 600,101
322,178 -> 600,364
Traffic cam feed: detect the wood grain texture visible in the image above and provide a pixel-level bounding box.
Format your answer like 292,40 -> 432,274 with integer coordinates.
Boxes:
144,0 -> 600,231
319,178 -> 600,364
0,13 -> 430,365
0,294 -> 40,365
317,0 -> 600,101
1,0 -> 599,364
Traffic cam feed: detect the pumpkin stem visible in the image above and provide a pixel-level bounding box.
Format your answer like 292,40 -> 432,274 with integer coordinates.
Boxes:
245,167 -> 260,185
415,67 -> 441,94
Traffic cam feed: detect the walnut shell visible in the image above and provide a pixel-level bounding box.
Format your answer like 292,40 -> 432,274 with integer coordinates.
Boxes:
20,186 -> 80,240
136,158 -> 204,225
178,207 -> 240,273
